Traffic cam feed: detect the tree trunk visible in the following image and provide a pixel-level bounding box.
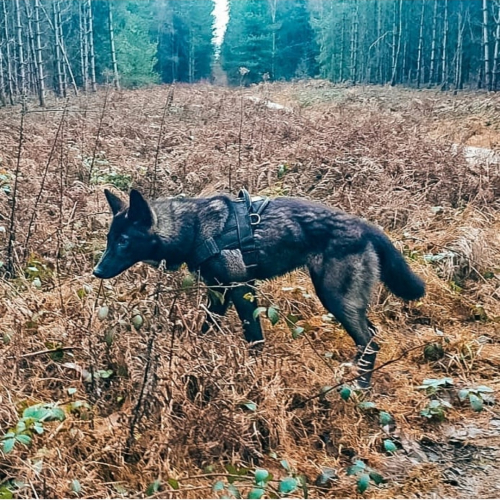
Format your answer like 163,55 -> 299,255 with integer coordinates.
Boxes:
454,3 -> 465,90
87,0 -> 97,91
56,1 -> 68,97
492,1 -> 500,90
268,0 -> 277,79
350,0 -> 358,83
390,0 -> 402,86
79,1 -> 88,91
53,1 -> 64,96
340,8 -> 345,81
33,0 -> 45,106
108,2 -> 120,90
441,0 -> 448,88
0,48 -> 6,106
429,0 -> 438,85
3,0 -> 15,103
483,0 -> 491,90
416,0 -> 425,88
14,0 -> 26,96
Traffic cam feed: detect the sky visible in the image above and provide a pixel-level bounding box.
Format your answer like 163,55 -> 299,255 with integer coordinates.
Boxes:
212,0 -> 229,47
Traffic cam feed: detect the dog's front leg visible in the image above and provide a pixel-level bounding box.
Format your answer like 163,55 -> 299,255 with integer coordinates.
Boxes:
231,283 -> 264,346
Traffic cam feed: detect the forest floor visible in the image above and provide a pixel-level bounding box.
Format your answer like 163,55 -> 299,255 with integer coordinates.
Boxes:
0,81 -> 499,499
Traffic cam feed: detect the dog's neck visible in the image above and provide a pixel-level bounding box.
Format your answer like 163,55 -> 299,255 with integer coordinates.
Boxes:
148,199 -> 198,268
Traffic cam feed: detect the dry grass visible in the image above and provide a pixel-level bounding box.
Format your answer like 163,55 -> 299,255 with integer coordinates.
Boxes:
0,81 -> 499,499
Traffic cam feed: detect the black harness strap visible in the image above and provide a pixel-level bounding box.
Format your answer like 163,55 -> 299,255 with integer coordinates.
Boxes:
192,190 -> 269,270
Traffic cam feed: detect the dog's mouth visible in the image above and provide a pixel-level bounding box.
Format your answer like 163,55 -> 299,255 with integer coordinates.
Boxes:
93,266 -> 120,279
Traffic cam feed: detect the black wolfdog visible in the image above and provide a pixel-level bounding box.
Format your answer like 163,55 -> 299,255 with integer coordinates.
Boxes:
94,189 -> 425,387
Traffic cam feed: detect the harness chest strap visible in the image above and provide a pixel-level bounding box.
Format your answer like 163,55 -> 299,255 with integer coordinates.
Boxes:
192,190 -> 269,269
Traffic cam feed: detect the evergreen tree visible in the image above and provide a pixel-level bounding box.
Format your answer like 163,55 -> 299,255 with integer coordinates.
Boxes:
221,0 -> 273,85
274,0 -> 319,80
156,0 -> 214,83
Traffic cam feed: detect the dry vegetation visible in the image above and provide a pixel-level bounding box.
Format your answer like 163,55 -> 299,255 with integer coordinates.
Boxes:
0,81 -> 500,499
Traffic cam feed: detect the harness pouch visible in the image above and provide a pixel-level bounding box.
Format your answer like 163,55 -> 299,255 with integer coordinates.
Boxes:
192,190 -> 269,271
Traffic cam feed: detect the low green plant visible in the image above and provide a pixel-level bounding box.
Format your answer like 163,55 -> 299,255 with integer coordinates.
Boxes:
457,385 -> 495,412
1,403 -> 65,454
346,460 -> 385,493
208,461 -> 306,499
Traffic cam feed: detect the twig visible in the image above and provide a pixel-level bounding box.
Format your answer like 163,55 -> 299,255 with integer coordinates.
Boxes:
23,100 -> 69,262
150,86 -> 174,198
18,346 -> 83,359
87,85 -> 110,182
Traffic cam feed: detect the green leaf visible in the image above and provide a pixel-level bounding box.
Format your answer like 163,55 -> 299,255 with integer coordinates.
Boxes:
253,307 -> 267,320
146,479 -> 161,496
247,488 -> 265,499
368,471 -> 384,485
254,469 -> 270,485
167,478 -> 179,490
346,462 -> 365,476
357,473 -> 370,493
0,486 -> 13,500
358,401 -> 377,410
212,480 -> 225,492
15,434 -> 32,446
457,389 -> 469,402
67,388 -> 77,396
71,479 -> 81,494
291,326 -> 304,339
1,438 -> 15,453
279,477 -> 298,495
240,400 -> 257,412
280,459 -> 290,472
469,393 -> 483,412
379,411 -> 393,426
314,467 -> 337,486
339,386 -> 352,401
383,439 -> 397,453
267,306 -> 280,326
227,484 -> 241,499
475,385 -> 494,393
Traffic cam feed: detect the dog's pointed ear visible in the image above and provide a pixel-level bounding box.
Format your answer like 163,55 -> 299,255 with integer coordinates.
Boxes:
128,189 -> 154,227
104,189 -> 126,216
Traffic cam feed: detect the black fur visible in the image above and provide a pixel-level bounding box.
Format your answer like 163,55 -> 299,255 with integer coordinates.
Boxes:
94,189 -> 425,387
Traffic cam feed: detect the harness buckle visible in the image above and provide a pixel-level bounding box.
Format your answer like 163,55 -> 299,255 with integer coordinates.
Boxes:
249,213 -> 261,225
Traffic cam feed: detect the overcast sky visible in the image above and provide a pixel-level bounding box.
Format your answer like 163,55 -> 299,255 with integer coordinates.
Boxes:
213,0 -> 229,47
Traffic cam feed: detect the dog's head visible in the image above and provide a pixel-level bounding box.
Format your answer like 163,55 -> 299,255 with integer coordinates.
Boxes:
93,189 -> 158,279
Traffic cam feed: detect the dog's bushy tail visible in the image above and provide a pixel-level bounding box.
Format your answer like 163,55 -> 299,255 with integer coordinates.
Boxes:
370,229 -> 425,301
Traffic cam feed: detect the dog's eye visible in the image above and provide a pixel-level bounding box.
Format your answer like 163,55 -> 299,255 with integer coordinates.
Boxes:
117,236 -> 129,247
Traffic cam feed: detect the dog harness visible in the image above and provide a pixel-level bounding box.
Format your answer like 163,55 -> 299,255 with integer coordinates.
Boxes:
192,190 -> 270,270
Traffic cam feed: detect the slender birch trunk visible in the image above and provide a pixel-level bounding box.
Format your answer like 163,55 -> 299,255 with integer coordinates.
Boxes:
416,0 -> 425,88
441,0 -> 448,88
14,0 -> 25,96
429,0 -> 438,85
0,48 -> 6,106
87,0 -> 97,91
493,1 -> 500,90
108,2 -> 120,90
483,0 -> 491,90
33,0 -> 44,105
3,0 -> 15,102
390,0 -> 402,86
53,1 -> 63,96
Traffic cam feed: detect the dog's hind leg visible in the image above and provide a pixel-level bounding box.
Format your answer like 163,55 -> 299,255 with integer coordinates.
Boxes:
230,282 -> 264,346
202,286 -> 232,333
309,251 -> 380,388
